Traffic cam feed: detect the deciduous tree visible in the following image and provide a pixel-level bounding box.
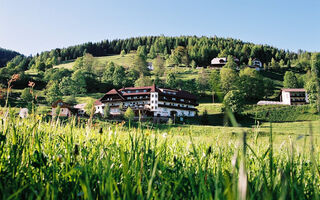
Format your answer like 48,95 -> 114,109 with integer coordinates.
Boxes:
283,71 -> 298,88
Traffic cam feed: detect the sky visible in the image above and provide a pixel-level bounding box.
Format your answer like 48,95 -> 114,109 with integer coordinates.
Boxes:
0,0 -> 319,55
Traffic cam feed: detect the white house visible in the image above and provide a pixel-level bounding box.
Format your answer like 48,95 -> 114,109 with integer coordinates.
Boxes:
252,58 -> 262,68
74,103 -> 86,116
211,57 -> 239,68
51,100 -> 78,117
257,88 -> 308,106
281,88 -> 308,105
19,108 -> 28,118
74,100 -> 105,116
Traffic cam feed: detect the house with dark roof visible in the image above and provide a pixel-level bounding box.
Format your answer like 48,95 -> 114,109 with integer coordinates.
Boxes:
252,58 -> 262,68
98,84 -> 198,119
210,57 -> 239,68
248,58 -> 263,71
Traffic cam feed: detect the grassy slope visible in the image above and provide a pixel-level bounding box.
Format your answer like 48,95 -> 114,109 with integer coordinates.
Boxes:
53,52 -> 146,69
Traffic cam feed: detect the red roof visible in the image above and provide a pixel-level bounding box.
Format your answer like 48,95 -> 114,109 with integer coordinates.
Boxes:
281,88 -> 306,92
106,89 -> 120,95
94,100 -> 103,105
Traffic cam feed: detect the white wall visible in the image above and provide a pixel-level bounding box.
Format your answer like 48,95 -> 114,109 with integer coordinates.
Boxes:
281,91 -> 291,105
150,92 -> 159,112
110,108 -> 120,114
95,104 -> 105,115
153,106 -> 195,117
52,107 -> 71,116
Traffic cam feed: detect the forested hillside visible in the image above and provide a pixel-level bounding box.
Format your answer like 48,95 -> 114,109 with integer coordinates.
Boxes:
1,36 -> 310,77
0,47 -> 20,67
0,36 -> 318,111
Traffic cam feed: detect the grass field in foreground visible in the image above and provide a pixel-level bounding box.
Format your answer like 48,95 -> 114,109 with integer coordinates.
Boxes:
0,112 -> 320,199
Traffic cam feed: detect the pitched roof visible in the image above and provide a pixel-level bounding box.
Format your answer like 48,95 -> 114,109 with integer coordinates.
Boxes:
52,99 -> 72,108
106,89 -> 120,95
74,103 -> 86,109
101,89 -> 125,100
281,88 -> 306,92
94,100 -> 103,105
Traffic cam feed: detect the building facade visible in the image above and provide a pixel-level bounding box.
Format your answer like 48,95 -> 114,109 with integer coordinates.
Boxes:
211,57 -> 239,68
51,100 -> 78,117
281,88 -> 309,105
98,85 -> 198,118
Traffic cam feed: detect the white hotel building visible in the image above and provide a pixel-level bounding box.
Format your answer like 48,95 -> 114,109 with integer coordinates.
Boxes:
97,84 -> 198,118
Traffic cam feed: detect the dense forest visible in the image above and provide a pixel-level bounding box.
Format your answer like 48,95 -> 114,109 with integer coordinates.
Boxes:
0,47 -> 20,67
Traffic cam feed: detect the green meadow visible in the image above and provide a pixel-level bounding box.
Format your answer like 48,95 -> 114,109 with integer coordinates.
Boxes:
0,107 -> 320,199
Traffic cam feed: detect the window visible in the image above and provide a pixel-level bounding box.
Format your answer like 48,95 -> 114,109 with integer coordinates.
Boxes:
180,99 -> 184,102
155,106 -> 158,109
144,90 -> 147,92
152,94 -> 154,98
155,101 -> 157,104
172,98 -> 176,100
155,94 -> 158,98
151,101 -> 154,103
151,106 -> 154,109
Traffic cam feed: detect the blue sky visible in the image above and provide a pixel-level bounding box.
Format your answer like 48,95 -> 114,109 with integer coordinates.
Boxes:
0,0 -> 319,55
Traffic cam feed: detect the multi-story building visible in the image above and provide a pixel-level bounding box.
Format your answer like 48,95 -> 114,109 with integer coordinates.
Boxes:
98,84 -> 198,118
258,88 -> 309,106
281,88 -> 309,105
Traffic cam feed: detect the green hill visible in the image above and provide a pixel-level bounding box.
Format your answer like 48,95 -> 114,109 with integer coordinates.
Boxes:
54,53 -> 139,69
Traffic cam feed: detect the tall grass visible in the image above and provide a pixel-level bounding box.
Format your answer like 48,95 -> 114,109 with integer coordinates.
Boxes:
0,111 -> 319,199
